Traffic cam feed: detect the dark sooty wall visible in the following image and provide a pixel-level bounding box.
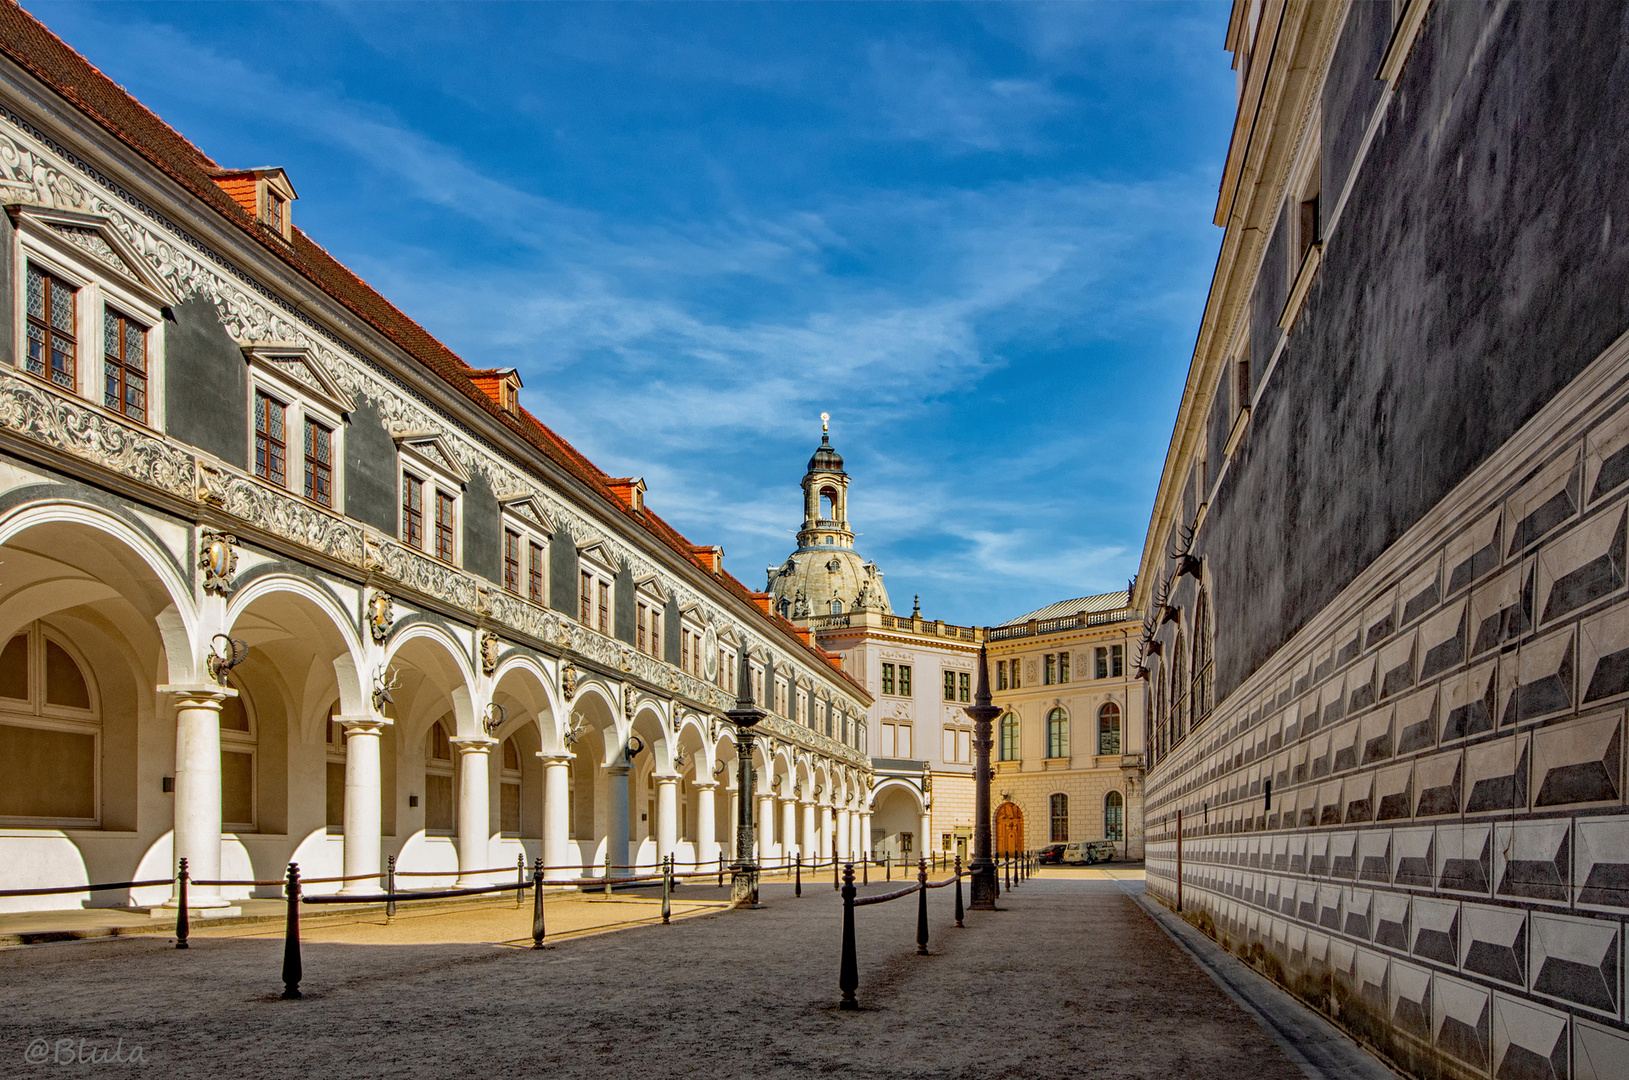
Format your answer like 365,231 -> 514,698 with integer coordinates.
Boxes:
1204,1 -> 1629,700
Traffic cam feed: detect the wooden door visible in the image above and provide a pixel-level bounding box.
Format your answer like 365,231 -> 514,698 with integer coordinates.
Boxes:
996,802 -> 1024,855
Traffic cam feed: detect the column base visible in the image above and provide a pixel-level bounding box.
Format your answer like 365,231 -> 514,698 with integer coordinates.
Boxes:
337,881 -> 381,897
730,865 -> 760,908
969,865 -> 1000,911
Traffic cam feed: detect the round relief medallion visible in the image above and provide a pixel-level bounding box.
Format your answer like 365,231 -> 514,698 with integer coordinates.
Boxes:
703,624 -> 719,679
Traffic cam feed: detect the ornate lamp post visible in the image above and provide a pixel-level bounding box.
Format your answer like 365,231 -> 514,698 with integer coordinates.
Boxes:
964,644 -> 1000,909
727,663 -> 767,908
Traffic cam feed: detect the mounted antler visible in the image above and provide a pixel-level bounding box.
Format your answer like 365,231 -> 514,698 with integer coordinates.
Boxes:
372,666 -> 401,711
1168,522 -> 1203,582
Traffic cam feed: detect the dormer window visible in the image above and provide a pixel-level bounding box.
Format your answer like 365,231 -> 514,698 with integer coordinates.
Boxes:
209,167 -> 298,242
469,368 -> 522,415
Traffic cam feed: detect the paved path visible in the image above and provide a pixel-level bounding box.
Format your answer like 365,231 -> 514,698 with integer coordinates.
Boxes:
0,875 -> 1337,1079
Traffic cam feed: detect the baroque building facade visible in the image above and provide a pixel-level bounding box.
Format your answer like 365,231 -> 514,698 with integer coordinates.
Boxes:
1137,2 -> 1629,1077
0,5 -> 873,915
987,592 -> 1146,860
768,426 -> 984,864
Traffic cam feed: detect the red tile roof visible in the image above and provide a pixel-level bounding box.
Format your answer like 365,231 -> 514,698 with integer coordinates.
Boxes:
0,1 -> 867,702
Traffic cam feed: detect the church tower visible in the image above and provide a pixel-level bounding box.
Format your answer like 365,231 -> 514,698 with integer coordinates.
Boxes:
767,415 -> 891,621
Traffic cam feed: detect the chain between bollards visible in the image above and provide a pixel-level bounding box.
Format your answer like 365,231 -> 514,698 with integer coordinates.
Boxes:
531,857 -> 547,948
662,855 -> 672,925
838,863 -> 857,1010
174,858 -> 189,950
915,857 -> 929,956
281,862 -> 302,1000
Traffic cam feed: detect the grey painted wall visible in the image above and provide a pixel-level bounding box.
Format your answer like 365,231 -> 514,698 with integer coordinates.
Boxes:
1202,1 -> 1629,700
1248,205 -> 1288,395
664,596 -> 682,661
164,295 -> 247,468
1320,0 -> 1391,235
344,397 -> 396,537
461,470 -> 500,584
549,524 -> 577,616
0,212 -> 13,368
613,565 -> 635,644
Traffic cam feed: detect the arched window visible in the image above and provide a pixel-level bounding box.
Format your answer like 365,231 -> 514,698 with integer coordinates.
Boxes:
1153,663 -> 1166,764
1049,793 -> 1068,843
999,712 -> 1019,761
0,622 -> 98,825
1193,590 -> 1213,730
1171,631 -> 1187,743
424,715 -> 455,833
1104,791 -> 1124,841
830,599 -> 843,614
325,701 -> 345,830
1098,701 -> 1122,754
1046,708 -> 1069,759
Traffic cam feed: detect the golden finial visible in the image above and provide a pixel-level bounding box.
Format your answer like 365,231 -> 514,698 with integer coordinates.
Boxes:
820,412 -> 830,435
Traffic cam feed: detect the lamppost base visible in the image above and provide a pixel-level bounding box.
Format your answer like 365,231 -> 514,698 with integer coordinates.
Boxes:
730,866 -> 760,908
969,866 -> 999,911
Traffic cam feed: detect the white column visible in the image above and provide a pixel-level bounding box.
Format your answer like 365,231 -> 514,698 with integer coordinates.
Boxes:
607,764 -> 631,873
451,737 -> 496,887
919,810 -> 932,865
780,796 -> 798,861
757,793 -> 775,863
339,717 -> 389,895
538,753 -> 573,881
655,775 -> 679,866
693,781 -> 718,868
851,809 -> 863,861
161,686 -> 234,909
836,806 -> 850,861
819,804 -> 833,861
860,810 -> 873,861
800,799 -> 816,861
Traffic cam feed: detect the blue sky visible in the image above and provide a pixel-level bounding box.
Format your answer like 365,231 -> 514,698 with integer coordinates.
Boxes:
32,1 -> 1234,626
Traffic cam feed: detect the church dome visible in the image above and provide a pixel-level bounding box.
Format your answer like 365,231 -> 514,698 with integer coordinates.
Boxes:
807,434 -> 845,475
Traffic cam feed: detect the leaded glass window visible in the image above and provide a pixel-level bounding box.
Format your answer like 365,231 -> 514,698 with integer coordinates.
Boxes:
303,418 -> 332,506
253,391 -> 286,486
103,309 -> 147,423
26,264 -> 76,389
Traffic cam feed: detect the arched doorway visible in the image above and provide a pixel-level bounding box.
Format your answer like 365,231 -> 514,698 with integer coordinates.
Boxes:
995,801 -> 1024,855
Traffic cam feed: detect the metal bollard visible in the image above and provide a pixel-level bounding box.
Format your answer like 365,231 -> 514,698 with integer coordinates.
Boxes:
863,857 -> 868,886
517,853 -> 526,907
795,854 -> 802,898
662,855 -> 672,925
718,854 -> 725,889
175,858 -> 190,950
1005,854 -> 1011,891
954,855 -> 964,928
916,858 -> 929,956
839,864 -> 858,1011
605,851 -> 613,898
281,862 -> 302,1000
833,855 -> 839,891
886,858 -> 891,882
386,854 -> 396,922
531,857 -> 547,949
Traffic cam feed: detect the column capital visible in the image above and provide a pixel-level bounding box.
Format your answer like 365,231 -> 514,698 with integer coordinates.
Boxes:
654,773 -> 680,787
692,780 -> 718,791
158,684 -> 237,705
335,714 -> 391,735
536,751 -> 574,765
449,736 -> 497,755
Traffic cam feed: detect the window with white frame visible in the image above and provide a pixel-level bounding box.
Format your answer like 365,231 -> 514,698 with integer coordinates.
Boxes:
16,210 -> 170,429
500,511 -> 549,605
578,557 -> 614,635
636,593 -> 664,660
396,435 -> 465,565
678,616 -> 706,679
246,348 -> 351,512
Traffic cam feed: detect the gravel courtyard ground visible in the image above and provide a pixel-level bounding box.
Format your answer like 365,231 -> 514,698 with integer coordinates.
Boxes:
0,874 -> 1312,1079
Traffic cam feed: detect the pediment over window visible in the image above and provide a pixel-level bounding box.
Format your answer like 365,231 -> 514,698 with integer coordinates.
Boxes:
9,205 -> 179,306
243,344 -> 355,415
577,539 -> 619,571
498,493 -> 554,534
392,431 -> 469,484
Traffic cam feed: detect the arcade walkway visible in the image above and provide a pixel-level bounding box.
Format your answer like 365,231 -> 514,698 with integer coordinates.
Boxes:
0,874 -> 1394,1079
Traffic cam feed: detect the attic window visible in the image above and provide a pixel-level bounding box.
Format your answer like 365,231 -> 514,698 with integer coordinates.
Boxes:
209,167 -> 297,242
468,368 -> 522,415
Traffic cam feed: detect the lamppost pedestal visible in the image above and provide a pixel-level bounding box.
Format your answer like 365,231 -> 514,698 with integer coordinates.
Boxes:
727,673 -> 766,909
964,645 -> 1000,910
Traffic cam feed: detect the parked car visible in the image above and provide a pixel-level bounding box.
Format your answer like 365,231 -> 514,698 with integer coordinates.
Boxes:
1037,843 -> 1067,865
1061,840 -> 1117,865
